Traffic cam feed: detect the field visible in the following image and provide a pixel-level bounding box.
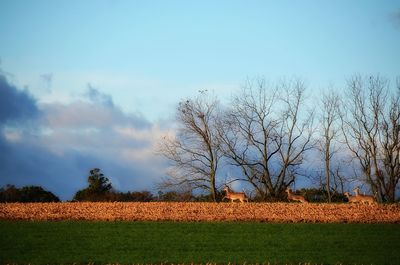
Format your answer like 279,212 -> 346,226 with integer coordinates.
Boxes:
1,221 -> 400,265
1,202 -> 400,265
1,202 -> 400,223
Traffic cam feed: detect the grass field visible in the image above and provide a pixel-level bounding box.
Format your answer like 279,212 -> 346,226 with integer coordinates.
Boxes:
1,221 -> 399,265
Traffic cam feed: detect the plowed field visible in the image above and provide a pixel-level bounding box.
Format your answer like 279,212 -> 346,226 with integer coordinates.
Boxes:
1,202 -> 399,223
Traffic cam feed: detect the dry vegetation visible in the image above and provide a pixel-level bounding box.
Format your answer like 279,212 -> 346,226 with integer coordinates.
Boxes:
1,202 -> 400,223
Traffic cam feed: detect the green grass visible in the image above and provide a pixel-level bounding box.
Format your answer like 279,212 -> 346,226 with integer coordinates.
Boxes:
0,221 -> 399,265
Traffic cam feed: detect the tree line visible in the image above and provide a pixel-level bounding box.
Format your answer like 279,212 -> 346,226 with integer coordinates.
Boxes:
0,185 -> 60,202
0,167 -> 347,203
0,168 -> 156,203
1,74 -> 398,203
0,168 -> 218,202
159,75 -> 400,203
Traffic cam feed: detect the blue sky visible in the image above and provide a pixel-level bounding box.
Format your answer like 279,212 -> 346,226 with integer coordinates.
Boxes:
2,0 -> 399,118
0,0 -> 399,199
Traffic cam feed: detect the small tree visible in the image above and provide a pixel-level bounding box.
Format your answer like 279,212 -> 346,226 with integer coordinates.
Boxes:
73,168 -> 113,201
87,168 -> 112,193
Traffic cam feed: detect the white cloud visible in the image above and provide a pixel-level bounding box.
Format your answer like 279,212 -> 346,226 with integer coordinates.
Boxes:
37,100 -> 167,164
3,129 -> 22,143
0,77 -> 172,200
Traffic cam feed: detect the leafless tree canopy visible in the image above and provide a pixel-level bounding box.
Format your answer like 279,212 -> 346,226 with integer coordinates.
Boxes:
319,91 -> 342,202
342,75 -> 400,202
158,94 -> 222,201
218,78 -> 315,200
159,75 -> 400,202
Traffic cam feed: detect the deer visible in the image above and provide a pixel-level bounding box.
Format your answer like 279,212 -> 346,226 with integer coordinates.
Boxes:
222,187 -> 249,203
351,187 -> 377,205
344,192 -> 359,204
285,188 -> 308,203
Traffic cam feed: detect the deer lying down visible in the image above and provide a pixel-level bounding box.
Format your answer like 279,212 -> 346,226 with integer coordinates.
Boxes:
349,188 -> 377,205
344,190 -> 376,205
222,187 -> 249,203
344,192 -> 359,204
285,188 -> 308,203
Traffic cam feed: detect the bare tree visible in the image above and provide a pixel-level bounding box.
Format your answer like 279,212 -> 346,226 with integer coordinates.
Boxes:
342,75 -> 400,202
379,80 -> 400,201
158,93 -> 222,201
318,91 -> 341,202
219,78 -> 315,201
312,159 -> 352,200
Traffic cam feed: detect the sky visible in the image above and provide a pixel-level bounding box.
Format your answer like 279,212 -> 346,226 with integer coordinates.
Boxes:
0,0 -> 399,200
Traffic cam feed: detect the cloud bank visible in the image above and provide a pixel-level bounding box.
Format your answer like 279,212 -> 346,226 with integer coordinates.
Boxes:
0,74 -> 168,200
0,75 -> 39,124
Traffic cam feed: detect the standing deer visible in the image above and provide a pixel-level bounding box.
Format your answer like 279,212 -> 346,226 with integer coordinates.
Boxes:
285,188 -> 308,203
351,187 -> 377,205
222,187 -> 249,203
